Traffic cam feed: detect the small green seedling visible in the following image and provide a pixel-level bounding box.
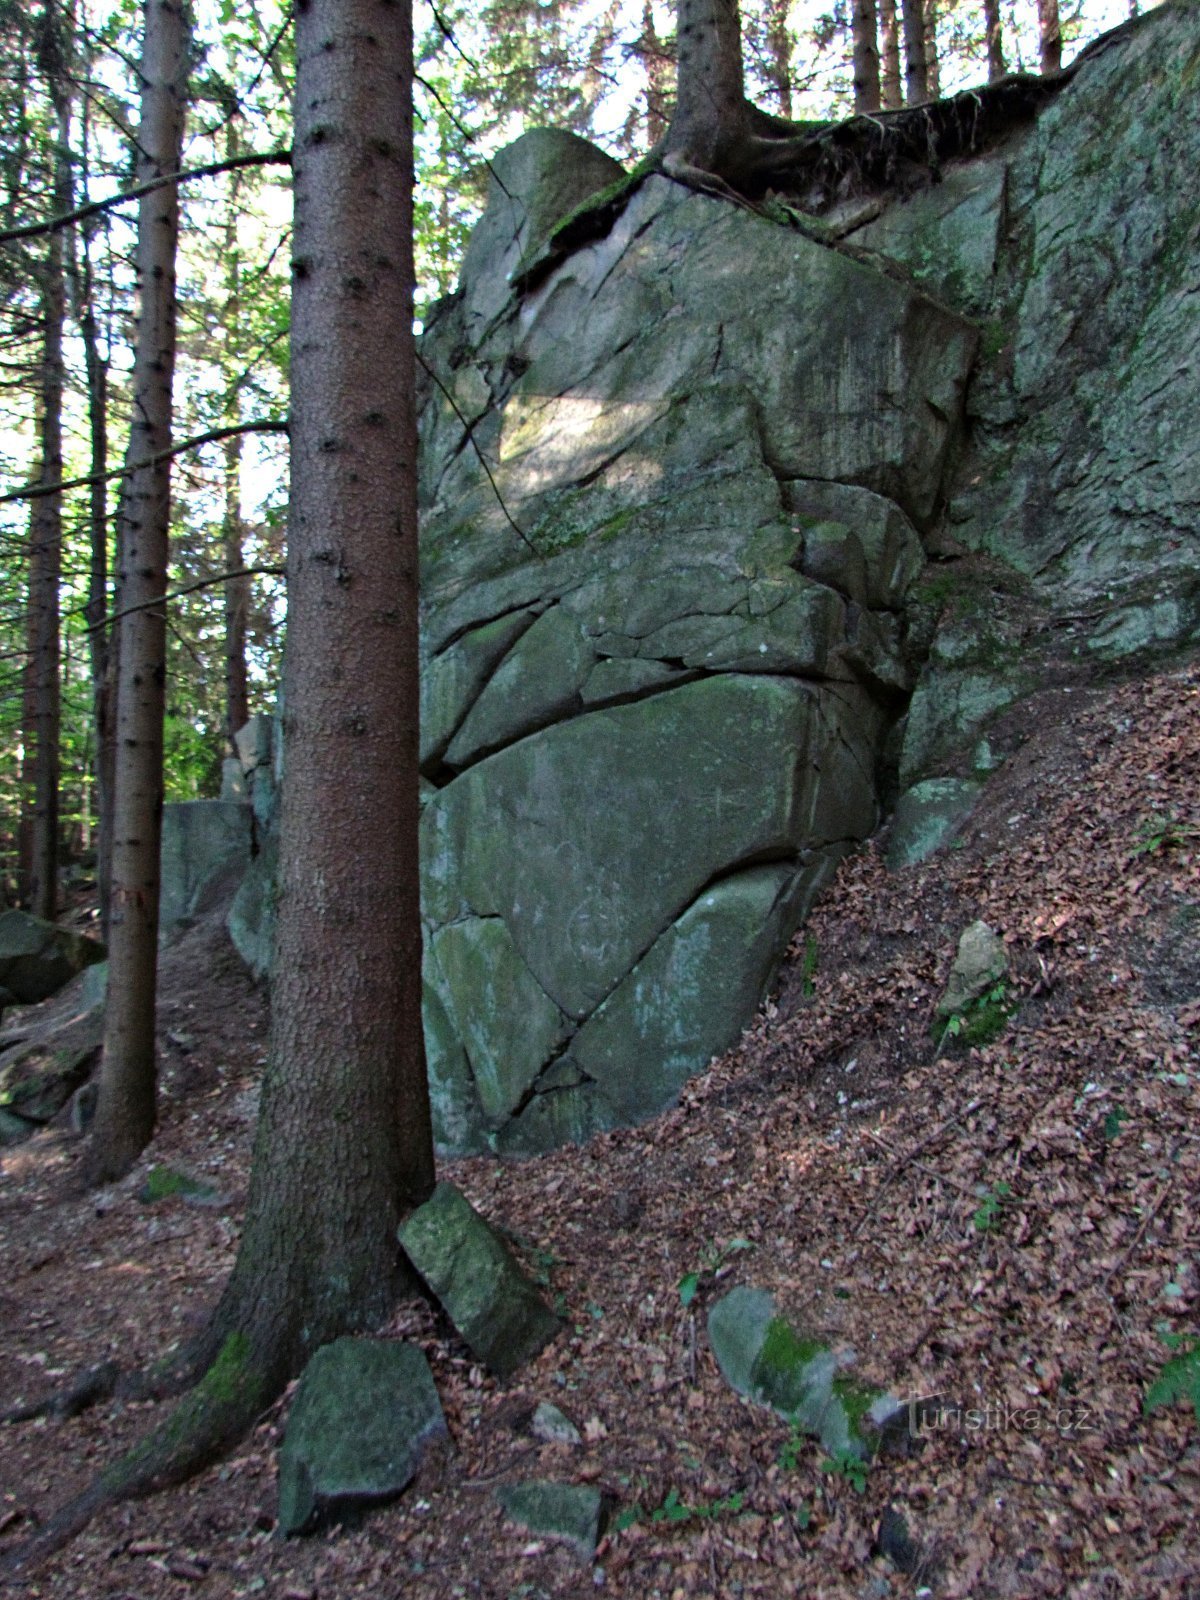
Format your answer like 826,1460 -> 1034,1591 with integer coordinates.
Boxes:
615,1488 -> 745,1531
936,981 -> 1013,1053
1131,812 -> 1200,858
1102,1106 -> 1129,1142
819,1448 -> 870,1494
1145,1329 -> 1200,1425
678,1237 -> 753,1306
973,1180 -> 1012,1233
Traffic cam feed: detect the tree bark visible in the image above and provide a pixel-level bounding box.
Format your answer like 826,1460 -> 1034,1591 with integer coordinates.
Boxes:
879,0 -> 902,108
923,0 -> 939,98
86,0 -> 188,1184
762,0 -> 793,119
663,0 -> 754,183
25,0 -> 74,922
983,0 -> 1007,81
221,124 -> 249,754
852,0 -> 881,113
901,0 -> 929,102
1038,0 -> 1062,75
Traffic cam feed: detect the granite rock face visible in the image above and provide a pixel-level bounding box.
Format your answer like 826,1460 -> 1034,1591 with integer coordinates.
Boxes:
225,9 -> 1199,1154
409,131 -> 970,1153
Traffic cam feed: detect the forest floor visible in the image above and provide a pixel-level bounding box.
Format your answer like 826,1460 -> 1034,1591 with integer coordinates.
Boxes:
1,659 -> 1199,1600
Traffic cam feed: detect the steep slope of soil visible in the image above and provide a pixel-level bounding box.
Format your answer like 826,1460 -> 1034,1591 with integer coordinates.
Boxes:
1,659 -> 1197,1598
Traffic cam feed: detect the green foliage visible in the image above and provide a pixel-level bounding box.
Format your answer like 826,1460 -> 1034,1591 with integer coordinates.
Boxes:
1144,1328 -> 1200,1425
1131,811 -> 1200,858
972,1179 -> 1012,1233
818,1447 -> 869,1494
614,1486 -> 746,1532
139,1164 -> 216,1203
799,933 -> 819,999
677,1237 -> 753,1306
936,980 -> 1014,1052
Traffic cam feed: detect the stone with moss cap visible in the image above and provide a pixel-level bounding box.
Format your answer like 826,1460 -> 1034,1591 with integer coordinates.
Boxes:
708,1286 -> 904,1461
276,1338 -> 448,1536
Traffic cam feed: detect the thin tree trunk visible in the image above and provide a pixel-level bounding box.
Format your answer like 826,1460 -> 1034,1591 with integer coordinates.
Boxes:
762,0 -> 793,119
901,0 -> 929,102
1038,0 -> 1062,75
983,0 -> 1006,81
66,74 -> 113,926
86,0 -> 188,1184
923,0 -> 939,98
26,0 -> 73,922
640,0 -> 671,143
221,124 -> 249,754
26,253 -> 63,923
852,0 -> 881,113
879,0 -> 902,107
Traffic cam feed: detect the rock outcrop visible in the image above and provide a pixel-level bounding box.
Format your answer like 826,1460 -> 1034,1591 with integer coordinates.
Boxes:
226,6 -> 1199,1155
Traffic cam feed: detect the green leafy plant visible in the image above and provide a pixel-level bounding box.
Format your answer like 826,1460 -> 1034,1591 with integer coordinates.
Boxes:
937,980 -> 1014,1052
818,1448 -> 870,1494
1144,1328 -> 1200,1423
799,933 -> 819,1000
1102,1106 -> 1129,1142
614,1487 -> 746,1532
973,1180 -> 1012,1233
777,1420 -> 806,1474
677,1237 -> 753,1306
1131,811 -> 1200,858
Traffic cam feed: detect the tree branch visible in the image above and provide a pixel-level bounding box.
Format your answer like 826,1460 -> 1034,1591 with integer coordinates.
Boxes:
0,149 -> 292,246
0,419 -> 289,505
78,567 -> 285,634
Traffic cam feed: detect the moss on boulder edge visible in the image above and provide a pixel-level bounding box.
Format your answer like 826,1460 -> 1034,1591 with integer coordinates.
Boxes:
708,1286 -> 905,1461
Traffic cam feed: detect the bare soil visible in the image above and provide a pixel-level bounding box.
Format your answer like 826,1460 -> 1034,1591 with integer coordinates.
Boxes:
1,661 -> 1198,1600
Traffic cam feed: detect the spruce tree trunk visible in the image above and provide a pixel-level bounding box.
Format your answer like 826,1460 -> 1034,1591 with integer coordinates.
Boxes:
901,0 -> 929,102
852,0 -> 881,112
1038,0 -> 1062,75
26,3 -> 73,923
194,0 -> 436,1373
923,0 -> 939,97
762,0 -> 793,119
879,0 -> 902,107
664,0 -> 752,179
221,127 -> 249,754
982,0 -> 1006,80
86,0 -> 188,1184
26,272 -> 62,923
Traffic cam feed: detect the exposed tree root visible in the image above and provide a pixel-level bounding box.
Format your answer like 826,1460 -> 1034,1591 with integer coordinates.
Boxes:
0,1331 -> 284,1576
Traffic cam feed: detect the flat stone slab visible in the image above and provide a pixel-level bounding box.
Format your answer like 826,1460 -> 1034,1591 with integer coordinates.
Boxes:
708,1286 -> 903,1461
495,1480 -> 604,1561
277,1338 -> 448,1536
397,1182 -> 562,1379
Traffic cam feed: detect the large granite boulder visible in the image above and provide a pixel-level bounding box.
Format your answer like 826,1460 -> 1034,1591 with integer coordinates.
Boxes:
0,911 -> 105,1009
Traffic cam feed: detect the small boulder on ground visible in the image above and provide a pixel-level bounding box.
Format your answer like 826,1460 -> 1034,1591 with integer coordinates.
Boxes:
397,1181 -> 562,1379
935,919 -> 1008,1021
0,911 -> 105,1009
495,1480 -> 605,1561
276,1338 -> 448,1536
